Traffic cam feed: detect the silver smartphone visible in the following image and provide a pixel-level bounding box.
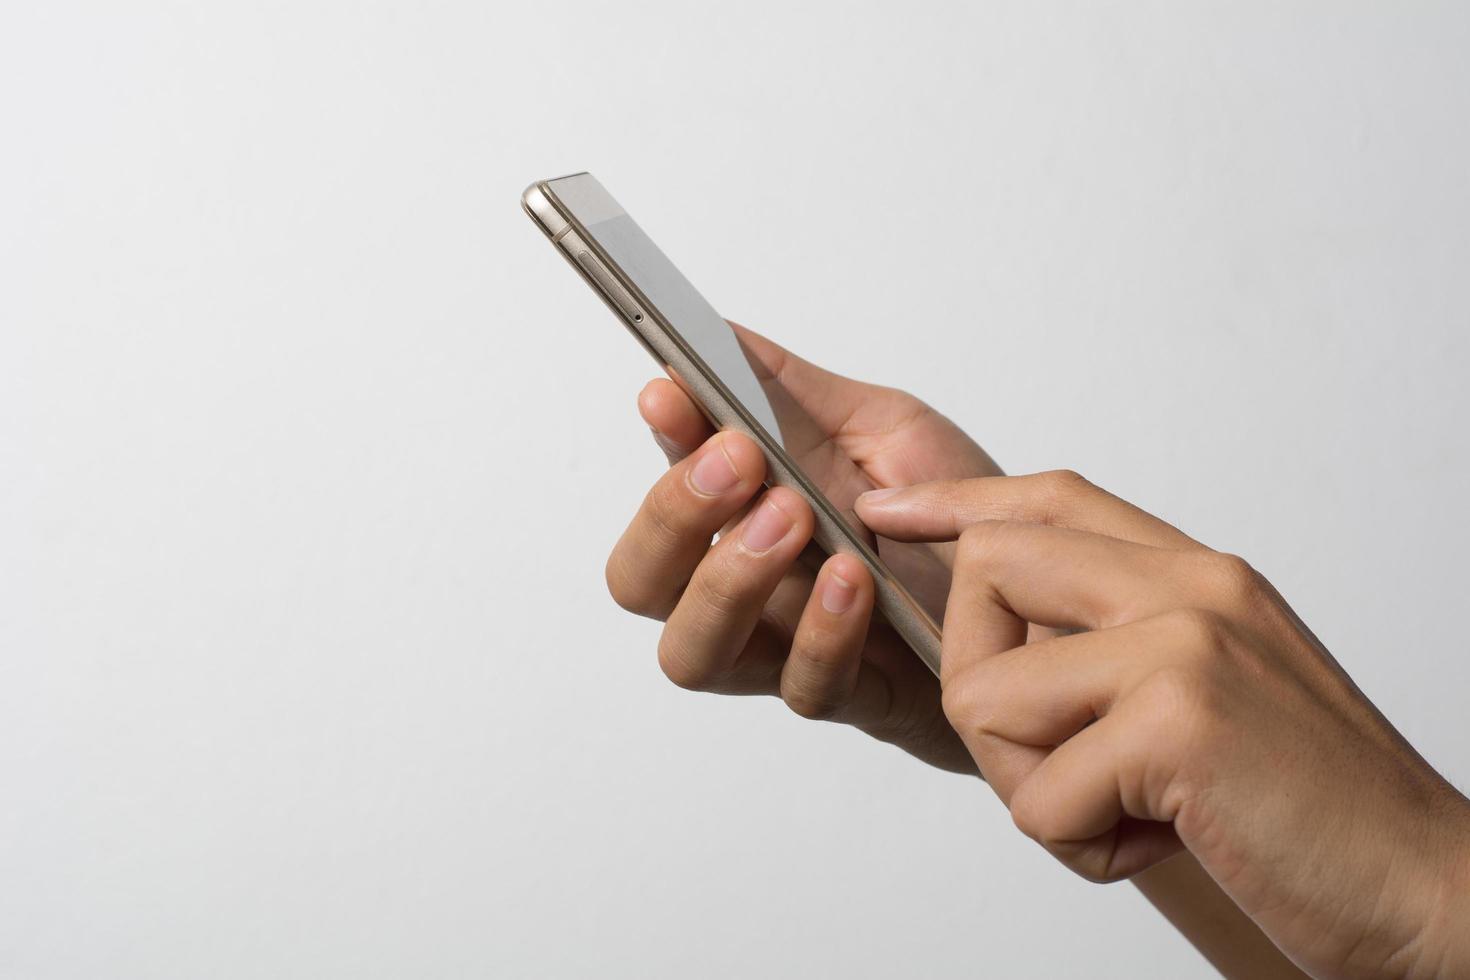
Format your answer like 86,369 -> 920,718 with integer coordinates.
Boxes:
522,172 -> 942,675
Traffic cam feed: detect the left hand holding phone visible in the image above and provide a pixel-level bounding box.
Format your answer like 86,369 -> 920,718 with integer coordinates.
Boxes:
605,324 -> 998,774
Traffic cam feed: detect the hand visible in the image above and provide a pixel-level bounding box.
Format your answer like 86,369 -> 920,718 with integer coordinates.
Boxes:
856,474 -> 1470,979
604,324 -> 1000,773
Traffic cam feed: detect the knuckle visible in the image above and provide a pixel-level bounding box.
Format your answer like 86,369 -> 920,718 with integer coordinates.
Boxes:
1144,664 -> 1201,706
783,683 -> 843,721
1010,785 -> 1127,884
1163,607 -> 1229,655
1009,791 -> 1044,844
940,668 -> 999,735
1041,468 -> 1094,498
790,625 -> 849,670
1138,666 -> 1214,736
656,631 -> 717,691
955,519 -> 1011,568
1036,469 -> 1097,522
939,676 -> 974,730
692,559 -> 748,618
604,551 -> 660,617
1198,551 -> 1263,608
782,628 -> 858,719
641,480 -> 691,557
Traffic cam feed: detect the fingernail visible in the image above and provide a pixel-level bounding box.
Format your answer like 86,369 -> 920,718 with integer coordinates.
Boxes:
742,498 -> 794,552
821,570 -> 857,614
857,487 -> 903,507
689,441 -> 741,495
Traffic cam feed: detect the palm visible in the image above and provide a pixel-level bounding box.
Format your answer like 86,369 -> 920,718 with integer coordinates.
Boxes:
736,328 -> 1000,772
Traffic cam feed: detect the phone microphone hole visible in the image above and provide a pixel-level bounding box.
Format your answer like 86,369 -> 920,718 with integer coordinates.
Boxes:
633,313 -> 644,322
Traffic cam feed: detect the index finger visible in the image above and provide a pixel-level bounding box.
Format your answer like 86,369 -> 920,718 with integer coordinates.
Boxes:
858,470 -> 1201,551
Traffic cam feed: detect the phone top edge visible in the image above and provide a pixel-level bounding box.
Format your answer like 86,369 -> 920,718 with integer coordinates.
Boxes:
521,181 -> 570,238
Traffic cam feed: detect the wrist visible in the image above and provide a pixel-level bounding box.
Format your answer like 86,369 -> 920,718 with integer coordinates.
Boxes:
1411,793 -> 1470,978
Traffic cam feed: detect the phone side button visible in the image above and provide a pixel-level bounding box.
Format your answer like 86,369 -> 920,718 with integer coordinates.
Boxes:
572,249 -> 646,325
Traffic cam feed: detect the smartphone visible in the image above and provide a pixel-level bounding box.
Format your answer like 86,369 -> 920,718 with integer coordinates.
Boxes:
522,172 -> 943,676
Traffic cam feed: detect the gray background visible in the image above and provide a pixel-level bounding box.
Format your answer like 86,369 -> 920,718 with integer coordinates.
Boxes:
3,3 -> 1467,977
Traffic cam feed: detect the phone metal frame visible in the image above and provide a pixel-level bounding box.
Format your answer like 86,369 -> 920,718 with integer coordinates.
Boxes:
522,174 -> 943,676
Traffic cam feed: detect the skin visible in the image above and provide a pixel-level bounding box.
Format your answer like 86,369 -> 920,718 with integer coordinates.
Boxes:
605,325 -> 1470,979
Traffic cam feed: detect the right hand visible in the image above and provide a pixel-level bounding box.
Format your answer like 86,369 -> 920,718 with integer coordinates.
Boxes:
604,325 -> 1001,773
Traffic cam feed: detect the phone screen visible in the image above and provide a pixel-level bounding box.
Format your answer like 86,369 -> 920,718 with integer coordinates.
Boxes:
547,173 -> 950,621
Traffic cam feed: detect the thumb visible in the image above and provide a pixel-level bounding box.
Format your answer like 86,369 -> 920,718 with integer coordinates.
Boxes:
730,322 -> 880,434
856,473 -> 1201,550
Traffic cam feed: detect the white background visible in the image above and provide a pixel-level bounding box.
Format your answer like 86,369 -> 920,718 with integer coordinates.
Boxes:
3,3 -> 1468,977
